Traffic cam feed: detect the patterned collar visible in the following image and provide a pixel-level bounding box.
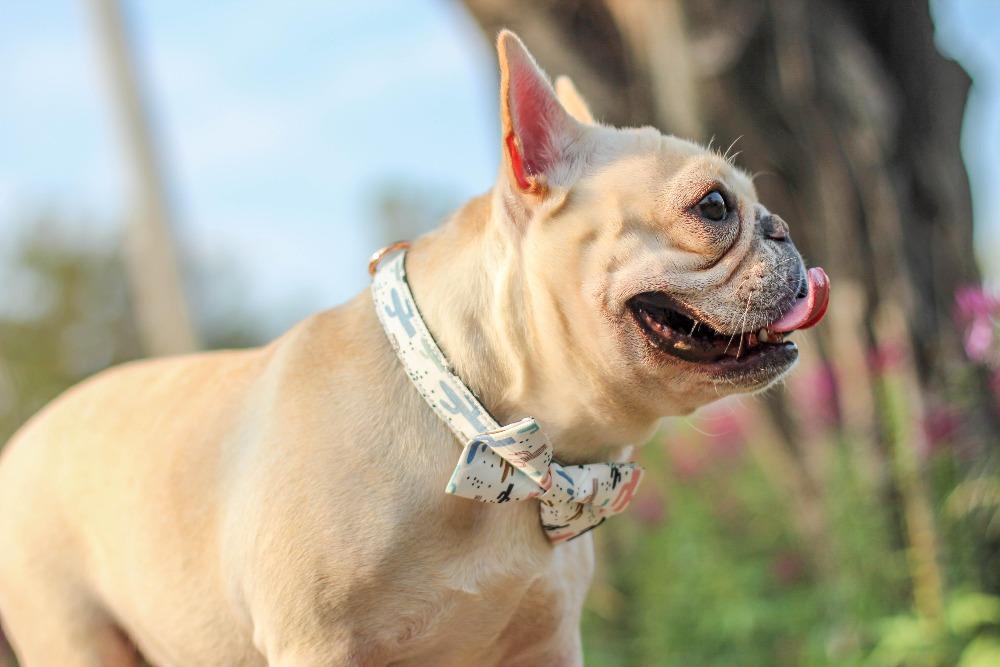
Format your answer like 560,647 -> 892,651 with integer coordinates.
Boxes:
370,246 -> 643,543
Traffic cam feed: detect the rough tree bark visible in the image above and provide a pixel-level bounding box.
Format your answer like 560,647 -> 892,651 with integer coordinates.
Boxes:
462,0 -> 995,603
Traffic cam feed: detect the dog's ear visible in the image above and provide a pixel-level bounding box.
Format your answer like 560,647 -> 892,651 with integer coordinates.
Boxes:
554,76 -> 595,125
497,30 -> 583,197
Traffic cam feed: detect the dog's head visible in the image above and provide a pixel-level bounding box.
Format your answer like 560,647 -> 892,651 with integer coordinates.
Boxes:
486,32 -> 828,432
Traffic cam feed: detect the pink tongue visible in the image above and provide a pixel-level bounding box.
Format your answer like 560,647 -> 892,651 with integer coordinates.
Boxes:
768,267 -> 831,333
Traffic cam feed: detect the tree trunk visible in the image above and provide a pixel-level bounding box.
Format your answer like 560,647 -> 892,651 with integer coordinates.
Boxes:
88,0 -> 200,356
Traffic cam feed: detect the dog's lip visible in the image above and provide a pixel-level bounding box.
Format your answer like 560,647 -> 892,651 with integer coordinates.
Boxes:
628,296 -> 795,365
629,301 -> 799,382
626,266 -> 831,337
629,291 -> 710,327
702,340 -> 799,385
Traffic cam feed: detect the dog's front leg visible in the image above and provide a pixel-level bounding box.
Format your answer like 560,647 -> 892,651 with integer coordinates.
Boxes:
250,614 -> 384,667
502,628 -> 584,667
262,641 -> 386,667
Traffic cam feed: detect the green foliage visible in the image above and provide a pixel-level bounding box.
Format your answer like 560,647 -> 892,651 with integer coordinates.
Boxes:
0,219 -> 142,444
867,592 -> 1000,667
581,388 -> 996,666
584,437 -> 889,665
0,217 -> 263,446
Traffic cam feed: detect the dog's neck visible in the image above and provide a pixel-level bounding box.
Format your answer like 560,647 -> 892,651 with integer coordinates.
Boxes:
403,189 -> 660,464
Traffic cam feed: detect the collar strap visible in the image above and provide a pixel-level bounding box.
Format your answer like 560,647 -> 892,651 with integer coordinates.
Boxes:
371,247 -> 643,543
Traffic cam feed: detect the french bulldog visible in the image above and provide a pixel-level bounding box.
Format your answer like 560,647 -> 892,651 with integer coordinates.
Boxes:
0,30 -> 828,666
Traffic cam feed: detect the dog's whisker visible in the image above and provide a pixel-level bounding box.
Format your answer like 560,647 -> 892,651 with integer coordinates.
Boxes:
735,291 -> 755,358
724,135 -> 743,162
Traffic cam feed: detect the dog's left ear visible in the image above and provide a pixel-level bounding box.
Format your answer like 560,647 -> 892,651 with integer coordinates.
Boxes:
497,30 -> 585,198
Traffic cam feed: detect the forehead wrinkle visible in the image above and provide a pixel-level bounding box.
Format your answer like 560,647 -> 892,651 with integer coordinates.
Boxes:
592,152 -> 663,192
564,158 -> 663,229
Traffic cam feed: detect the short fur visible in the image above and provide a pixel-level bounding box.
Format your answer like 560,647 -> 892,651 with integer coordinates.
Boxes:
0,31 -> 808,666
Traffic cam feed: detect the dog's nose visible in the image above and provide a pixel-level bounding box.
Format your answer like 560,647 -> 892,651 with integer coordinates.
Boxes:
760,214 -> 790,242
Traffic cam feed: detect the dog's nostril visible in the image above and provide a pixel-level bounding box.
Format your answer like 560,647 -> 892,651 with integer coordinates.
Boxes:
761,214 -> 790,242
796,275 -> 809,299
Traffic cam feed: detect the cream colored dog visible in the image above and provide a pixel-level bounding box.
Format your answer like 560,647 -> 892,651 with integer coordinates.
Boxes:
0,31 -> 828,666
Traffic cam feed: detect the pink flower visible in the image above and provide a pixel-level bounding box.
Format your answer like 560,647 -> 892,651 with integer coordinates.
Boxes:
955,285 -> 1000,319
667,440 -> 707,480
771,551 -> 805,586
954,285 -> 1000,362
921,407 -> 961,456
790,362 -> 840,431
702,408 -> 748,461
964,318 -> 995,361
629,488 -> 666,526
867,342 -> 906,374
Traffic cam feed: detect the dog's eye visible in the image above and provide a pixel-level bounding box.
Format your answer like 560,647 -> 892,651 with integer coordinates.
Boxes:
697,191 -> 728,222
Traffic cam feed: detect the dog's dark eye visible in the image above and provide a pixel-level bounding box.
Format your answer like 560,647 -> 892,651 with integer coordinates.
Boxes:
697,191 -> 728,222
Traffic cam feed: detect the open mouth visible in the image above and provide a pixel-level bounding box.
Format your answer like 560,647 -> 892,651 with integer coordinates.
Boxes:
627,267 -> 830,369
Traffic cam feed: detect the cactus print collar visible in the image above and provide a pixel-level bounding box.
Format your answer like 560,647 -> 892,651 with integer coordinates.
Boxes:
371,248 -> 644,544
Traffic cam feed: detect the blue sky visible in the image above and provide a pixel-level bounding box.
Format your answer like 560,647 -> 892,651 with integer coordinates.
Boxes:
1,1 -> 998,337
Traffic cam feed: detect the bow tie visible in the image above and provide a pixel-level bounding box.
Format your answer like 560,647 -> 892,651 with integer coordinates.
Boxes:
370,246 -> 644,543
446,418 -> 643,542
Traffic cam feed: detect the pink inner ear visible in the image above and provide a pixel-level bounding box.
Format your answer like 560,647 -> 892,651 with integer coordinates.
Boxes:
506,62 -> 568,192
505,132 -> 532,191
510,69 -> 556,176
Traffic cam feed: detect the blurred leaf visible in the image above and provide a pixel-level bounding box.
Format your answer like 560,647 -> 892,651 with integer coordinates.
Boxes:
957,637 -> 1000,667
947,592 -> 1000,636
868,616 -> 943,667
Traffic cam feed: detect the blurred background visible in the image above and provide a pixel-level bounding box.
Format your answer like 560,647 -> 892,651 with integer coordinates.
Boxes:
2,1 -> 999,665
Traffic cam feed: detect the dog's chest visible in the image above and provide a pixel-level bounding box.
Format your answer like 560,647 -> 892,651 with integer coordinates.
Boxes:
357,515 -> 595,664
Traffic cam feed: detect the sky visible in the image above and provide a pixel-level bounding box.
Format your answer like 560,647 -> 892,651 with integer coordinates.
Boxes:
1,0 -> 998,338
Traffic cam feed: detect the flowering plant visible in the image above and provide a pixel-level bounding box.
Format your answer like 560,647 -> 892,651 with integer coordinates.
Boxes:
955,286 -> 1000,364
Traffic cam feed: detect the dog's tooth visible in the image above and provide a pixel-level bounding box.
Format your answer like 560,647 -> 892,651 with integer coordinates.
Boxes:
761,327 -> 785,344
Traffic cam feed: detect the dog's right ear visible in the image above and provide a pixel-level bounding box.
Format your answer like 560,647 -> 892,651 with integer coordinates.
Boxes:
555,76 -> 595,125
497,30 -> 584,199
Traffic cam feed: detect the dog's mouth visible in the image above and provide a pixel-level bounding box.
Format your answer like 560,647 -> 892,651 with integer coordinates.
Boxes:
627,267 -> 830,370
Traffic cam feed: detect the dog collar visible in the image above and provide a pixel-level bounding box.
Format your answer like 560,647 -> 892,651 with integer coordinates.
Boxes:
370,245 -> 643,543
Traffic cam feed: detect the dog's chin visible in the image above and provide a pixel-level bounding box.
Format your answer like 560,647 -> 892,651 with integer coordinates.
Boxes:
626,291 -> 799,392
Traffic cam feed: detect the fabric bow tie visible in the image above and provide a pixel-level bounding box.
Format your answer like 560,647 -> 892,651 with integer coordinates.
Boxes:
371,246 -> 644,543
446,418 -> 643,542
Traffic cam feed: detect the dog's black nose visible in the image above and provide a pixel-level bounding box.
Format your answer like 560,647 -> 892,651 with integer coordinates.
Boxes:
761,214 -> 790,242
